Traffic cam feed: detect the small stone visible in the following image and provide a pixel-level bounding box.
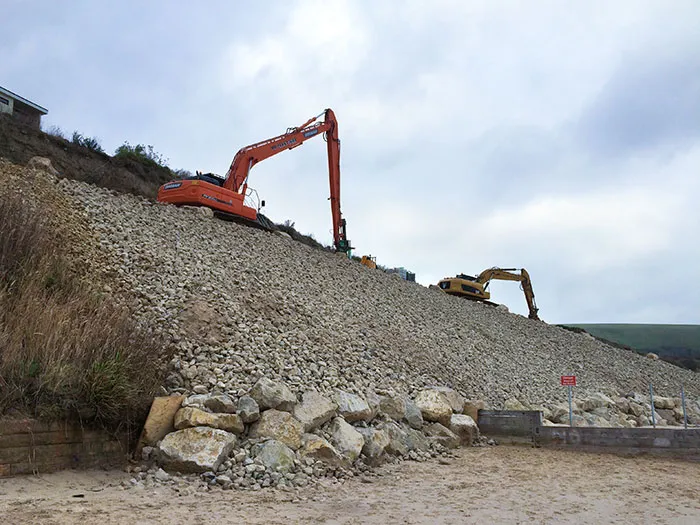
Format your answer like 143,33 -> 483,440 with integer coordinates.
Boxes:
154,468 -> 171,482
193,385 -> 208,395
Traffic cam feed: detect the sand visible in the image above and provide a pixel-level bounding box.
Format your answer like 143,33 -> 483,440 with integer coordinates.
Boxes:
1,446 -> 698,524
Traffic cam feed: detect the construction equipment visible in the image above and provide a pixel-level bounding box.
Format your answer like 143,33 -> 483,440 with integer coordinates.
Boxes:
437,268 -> 540,320
157,109 -> 352,254
360,255 -> 377,269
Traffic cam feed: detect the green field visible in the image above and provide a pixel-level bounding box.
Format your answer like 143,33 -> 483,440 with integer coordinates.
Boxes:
561,324 -> 700,371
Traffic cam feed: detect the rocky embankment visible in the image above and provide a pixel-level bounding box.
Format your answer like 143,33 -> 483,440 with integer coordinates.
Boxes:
5,159 -> 700,409
134,378 -> 481,492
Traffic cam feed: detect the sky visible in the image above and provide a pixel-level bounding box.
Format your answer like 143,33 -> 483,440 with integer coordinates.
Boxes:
2,0 -> 699,324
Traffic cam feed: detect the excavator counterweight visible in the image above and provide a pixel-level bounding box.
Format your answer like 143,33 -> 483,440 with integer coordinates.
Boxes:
157,109 -> 351,254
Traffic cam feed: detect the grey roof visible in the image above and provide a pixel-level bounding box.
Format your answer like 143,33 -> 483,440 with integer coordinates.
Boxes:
0,85 -> 48,114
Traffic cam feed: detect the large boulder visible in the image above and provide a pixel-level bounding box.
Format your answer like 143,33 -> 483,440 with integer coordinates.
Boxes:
424,423 -> 460,449
158,426 -> 236,473
138,395 -> 185,448
329,417 -> 364,462
249,377 -> 297,412
365,390 -> 381,420
236,395 -> 260,423
249,409 -> 304,449
174,407 -> 244,434
203,393 -> 237,414
334,391 -> 372,423
381,421 -> 410,456
428,387 -> 465,414
293,391 -> 337,431
654,396 -> 676,410
449,414 -> 479,446
299,433 -> 345,467
414,390 -> 452,426
403,426 -> 430,451
629,401 -> 645,417
404,399 -> 424,429
379,394 -> 407,421
356,427 -> 390,463
252,439 -> 296,473
463,399 -> 486,423
181,394 -> 209,410
504,398 -> 529,411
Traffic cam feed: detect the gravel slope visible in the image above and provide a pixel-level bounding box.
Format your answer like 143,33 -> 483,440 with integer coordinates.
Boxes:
42,173 -> 700,406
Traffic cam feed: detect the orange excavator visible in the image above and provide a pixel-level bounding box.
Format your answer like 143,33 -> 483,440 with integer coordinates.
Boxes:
157,108 -> 351,254
437,268 -> 540,320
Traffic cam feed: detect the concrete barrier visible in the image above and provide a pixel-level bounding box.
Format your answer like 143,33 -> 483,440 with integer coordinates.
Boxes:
534,426 -> 700,460
477,410 -> 543,443
477,410 -> 700,460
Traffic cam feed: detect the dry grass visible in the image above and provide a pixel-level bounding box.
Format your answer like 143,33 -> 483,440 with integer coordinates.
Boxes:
0,189 -> 170,431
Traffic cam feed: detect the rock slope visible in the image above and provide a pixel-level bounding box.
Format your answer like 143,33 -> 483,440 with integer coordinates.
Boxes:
3,156 -> 695,408
34,172 -> 694,408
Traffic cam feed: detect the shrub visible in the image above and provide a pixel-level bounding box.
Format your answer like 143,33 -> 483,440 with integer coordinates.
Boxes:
71,131 -> 105,153
114,141 -> 169,169
0,190 -> 171,430
44,125 -> 66,140
172,168 -> 192,179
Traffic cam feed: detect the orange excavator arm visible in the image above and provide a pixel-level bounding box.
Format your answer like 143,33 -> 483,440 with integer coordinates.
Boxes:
222,109 -> 350,253
476,268 -> 540,320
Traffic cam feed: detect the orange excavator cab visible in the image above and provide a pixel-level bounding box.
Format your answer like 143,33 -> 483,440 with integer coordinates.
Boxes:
157,109 -> 351,254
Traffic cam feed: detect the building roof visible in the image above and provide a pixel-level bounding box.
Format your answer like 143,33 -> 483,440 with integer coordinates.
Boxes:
0,85 -> 48,114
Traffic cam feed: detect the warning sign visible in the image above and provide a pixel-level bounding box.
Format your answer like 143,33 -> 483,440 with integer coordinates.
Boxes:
560,375 -> 577,386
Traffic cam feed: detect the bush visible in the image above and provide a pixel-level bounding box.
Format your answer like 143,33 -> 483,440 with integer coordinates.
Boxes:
172,168 -> 192,179
0,190 -> 171,430
71,131 -> 105,153
114,141 -> 169,169
44,125 -> 67,140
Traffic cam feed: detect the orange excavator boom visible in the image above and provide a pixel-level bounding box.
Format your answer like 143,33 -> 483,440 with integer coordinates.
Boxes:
157,109 -> 351,253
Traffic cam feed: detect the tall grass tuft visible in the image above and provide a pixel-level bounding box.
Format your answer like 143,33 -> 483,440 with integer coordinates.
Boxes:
0,191 -> 171,430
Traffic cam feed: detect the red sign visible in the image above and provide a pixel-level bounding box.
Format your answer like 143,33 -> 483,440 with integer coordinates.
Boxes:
561,375 -> 577,386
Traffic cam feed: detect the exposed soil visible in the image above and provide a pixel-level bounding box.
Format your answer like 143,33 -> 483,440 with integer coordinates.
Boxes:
1,447 -> 698,524
0,115 -> 173,198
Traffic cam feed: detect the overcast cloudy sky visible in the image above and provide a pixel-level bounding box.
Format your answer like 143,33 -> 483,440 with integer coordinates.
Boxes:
2,0 -> 699,324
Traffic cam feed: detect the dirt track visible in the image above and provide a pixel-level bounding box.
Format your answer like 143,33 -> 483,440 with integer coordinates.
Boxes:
1,446 -> 699,524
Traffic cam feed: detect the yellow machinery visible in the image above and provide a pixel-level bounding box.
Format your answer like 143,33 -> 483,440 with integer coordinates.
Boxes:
437,267 -> 540,320
360,255 -> 377,269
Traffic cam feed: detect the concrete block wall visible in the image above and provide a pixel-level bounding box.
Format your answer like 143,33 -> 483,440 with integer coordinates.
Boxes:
534,426 -> 700,460
0,418 -> 128,477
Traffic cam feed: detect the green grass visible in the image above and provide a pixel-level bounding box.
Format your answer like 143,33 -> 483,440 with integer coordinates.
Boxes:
562,324 -> 700,371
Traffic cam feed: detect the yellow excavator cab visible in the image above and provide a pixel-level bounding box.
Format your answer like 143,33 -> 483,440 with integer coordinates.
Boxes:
437,274 -> 490,300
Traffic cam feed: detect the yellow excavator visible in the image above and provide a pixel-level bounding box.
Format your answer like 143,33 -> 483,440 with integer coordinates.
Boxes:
360,255 -> 377,269
437,268 -> 540,320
